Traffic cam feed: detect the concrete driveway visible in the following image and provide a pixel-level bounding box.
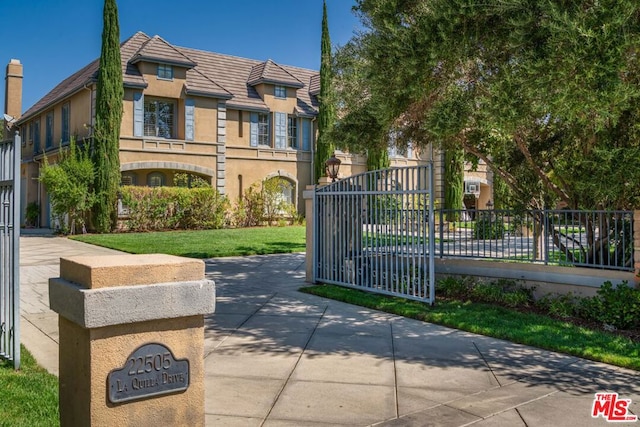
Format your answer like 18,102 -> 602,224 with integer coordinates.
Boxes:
19,235 -> 640,426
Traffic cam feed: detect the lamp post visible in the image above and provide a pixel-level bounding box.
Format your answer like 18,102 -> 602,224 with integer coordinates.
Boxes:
486,200 -> 494,210
325,153 -> 341,182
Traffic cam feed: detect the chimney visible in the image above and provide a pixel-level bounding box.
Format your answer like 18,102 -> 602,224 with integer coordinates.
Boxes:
4,59 -> 23,121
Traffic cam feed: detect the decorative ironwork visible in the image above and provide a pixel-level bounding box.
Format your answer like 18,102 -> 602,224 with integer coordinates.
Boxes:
314,165 -> 436,304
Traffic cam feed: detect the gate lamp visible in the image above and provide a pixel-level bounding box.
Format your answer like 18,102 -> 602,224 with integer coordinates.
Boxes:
325,153 -> 341,182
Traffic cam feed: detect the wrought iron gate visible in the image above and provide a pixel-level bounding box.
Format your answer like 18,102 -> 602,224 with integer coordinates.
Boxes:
314,165 -> 436,304
0,132 -> 21,368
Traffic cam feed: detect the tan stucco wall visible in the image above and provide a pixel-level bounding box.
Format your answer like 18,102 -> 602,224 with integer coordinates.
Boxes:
138,62 -> 186,98
194,98 -> 218,142
224,149 -> 312,212
59,316 -> 205,427
260,84 -> 298,113
225,109 -> 244,147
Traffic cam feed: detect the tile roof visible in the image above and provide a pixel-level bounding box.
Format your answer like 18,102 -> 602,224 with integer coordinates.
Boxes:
247,59 -> 304,88
20,32 -> 150,120
129,35 -> 197,68
19,31 -> 319,123
309,74 -> 320,96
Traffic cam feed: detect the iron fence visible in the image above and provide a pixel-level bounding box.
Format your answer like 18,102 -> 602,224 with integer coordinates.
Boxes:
314,165 -> 436,304
437,209 -> 634,271
0,132 -> 20,368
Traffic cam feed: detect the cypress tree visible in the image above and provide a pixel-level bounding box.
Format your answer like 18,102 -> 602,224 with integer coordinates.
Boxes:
366,145 -> 389,171
444,148 -> 464,222
92,0 -> 123,232
314,0 -> 336,182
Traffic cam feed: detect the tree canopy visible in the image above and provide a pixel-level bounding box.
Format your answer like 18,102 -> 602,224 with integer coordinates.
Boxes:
335,0 -> 640,210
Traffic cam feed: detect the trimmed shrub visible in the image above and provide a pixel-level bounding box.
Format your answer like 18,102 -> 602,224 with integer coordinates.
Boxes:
578,281 -> 640,330
120,186 -> 229,232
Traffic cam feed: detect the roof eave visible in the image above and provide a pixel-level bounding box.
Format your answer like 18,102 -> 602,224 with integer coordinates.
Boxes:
16,79 -> 96,125
129,55 -> 197,69
225,103 -> 270,113
124,81 -> 149,89
247,78 -> 304,89
184,89 -> 233,100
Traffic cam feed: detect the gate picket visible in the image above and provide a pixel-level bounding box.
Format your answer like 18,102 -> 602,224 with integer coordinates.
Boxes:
314,165 -> 435,304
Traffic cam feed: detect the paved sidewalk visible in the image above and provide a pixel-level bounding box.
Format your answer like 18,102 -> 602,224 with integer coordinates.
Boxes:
20,235 -> 640,426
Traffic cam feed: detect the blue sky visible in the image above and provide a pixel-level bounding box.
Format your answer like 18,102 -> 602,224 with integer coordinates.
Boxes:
1,0 -> 362,115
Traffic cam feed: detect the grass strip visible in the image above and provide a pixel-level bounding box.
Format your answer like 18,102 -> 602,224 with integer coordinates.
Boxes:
71,226 -> 306,258
0,345 -> 59,427
300,284 -> 640,371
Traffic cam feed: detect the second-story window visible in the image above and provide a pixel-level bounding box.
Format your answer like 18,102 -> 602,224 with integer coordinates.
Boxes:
274,85 -> 286,98
61,103 -> 70,143
250,112 -> 270,147
288,116 -> 298,149
144,99 -> 175,139
33,120 -> 41,154
157,64 -> 173,80
45,112 -> 54,149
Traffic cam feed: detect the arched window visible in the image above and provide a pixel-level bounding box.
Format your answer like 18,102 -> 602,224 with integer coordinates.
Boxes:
147,172 -> 166,187
264,177 -> 295,216
121,172 -> 137,186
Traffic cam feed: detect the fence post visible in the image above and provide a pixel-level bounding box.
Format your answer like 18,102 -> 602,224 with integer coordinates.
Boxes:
634,210 -> 640,288
303,185 -> 316,283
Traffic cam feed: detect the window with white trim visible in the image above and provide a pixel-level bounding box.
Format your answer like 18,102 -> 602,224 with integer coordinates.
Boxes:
274,85 -> 286,98
144,99 -> 175,138
250,112 -> 270,146
157,64 -> 173,80
275,112 -> 287,149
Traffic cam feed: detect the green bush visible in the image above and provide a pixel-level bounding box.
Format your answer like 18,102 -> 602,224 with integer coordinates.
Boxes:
437,276 -> 533,308
232,185 -> 265,228
537,293 -> 579,318
39,139 -> 95,234
437,276 -> 473,299
231,178 -> 297,228
472,213 -> 505,239
25,201 -> 39,227
120,186 -> 229,232
578,281 -> 640,330
470,282 -> 504,303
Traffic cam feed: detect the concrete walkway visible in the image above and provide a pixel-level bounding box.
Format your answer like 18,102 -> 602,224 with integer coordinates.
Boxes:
19,235 -> 640,426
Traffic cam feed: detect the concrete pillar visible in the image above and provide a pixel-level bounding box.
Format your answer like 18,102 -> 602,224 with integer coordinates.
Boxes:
49,254 -> 215,427
634,210 -> 640,288
304,185 -> 316,283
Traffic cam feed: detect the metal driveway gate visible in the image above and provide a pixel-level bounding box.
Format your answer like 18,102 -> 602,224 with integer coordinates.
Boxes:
314,165 -> 435,304
0,132 -> 20,368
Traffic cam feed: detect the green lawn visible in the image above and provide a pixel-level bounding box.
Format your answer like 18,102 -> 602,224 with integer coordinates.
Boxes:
301,284 -> 640,371
0,346 -> 59,427
71,226 -> 306,258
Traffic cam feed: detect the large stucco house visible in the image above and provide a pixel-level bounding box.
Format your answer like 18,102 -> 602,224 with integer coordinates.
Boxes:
5,32 -> 492,227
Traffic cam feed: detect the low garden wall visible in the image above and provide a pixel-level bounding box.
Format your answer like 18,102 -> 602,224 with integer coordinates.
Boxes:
435,258 -> 636,298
